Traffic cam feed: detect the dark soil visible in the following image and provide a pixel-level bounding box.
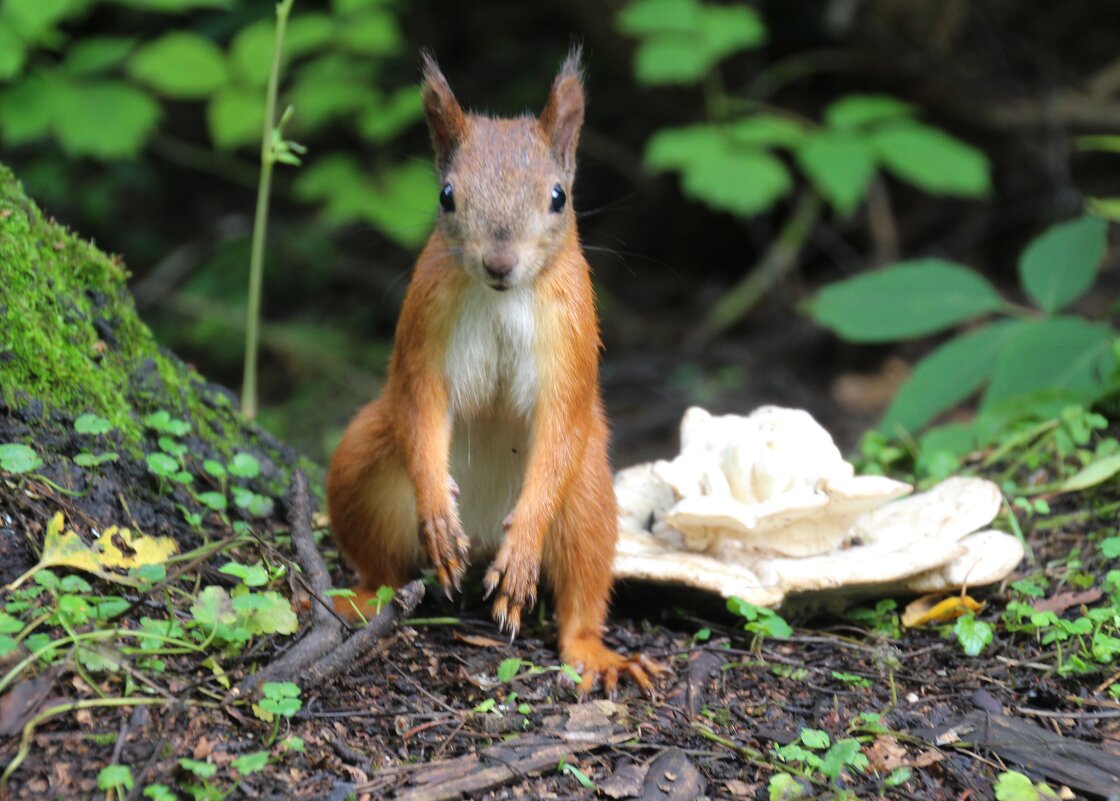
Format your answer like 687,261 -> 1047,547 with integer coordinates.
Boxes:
2,399 -> 1119,801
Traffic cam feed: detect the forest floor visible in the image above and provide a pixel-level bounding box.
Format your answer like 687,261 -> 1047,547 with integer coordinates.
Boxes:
2,396 -> 1120,801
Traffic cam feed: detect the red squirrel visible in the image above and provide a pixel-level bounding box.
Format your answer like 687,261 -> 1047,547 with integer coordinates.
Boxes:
326,49 -> 658,694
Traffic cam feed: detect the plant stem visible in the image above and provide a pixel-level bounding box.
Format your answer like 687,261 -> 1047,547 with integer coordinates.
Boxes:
241,0 -> 295,420
688,190 -> 822,346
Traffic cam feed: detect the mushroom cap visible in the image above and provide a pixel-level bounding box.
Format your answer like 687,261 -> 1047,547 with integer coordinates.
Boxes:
612,407 -> 1023,606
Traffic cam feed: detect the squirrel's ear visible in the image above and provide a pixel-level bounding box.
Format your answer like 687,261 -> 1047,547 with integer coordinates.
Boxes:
540,45 -> 585,176
421,51 -> 466,171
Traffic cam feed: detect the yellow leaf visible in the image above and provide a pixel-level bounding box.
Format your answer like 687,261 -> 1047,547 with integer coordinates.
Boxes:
5,512 -> 177,590
902,593 -> 984,627
95,526 -> 177,569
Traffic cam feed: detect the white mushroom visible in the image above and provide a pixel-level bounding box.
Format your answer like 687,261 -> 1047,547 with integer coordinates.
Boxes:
612,406 -> 1025,606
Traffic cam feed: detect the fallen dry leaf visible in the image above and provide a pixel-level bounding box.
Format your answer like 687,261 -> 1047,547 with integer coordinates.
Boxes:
5,513 -> 177,590
865,736 -> 908,772
1032,589 -> 1103,615
903,593 -> 984,627
452,631 -> 508,648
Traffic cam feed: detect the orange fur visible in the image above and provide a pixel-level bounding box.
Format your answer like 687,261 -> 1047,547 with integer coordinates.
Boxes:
326,50 -> 659,695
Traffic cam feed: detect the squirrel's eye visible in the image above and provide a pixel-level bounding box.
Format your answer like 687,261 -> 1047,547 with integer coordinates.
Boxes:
439,182 -> 455,213
550,184 -> 566,214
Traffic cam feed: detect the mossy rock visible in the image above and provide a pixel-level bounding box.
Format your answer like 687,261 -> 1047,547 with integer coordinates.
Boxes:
0,162 -> 321,583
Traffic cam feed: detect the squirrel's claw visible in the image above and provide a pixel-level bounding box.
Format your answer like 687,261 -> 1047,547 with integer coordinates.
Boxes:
420,508 -> 469,599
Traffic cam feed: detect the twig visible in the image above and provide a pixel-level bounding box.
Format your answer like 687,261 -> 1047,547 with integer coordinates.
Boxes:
688,191 -> 822,346
236,472 -> 425,694
236,470 -> 341,693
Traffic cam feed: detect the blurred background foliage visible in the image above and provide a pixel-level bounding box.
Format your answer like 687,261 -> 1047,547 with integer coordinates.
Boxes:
1,0 -> 1118,469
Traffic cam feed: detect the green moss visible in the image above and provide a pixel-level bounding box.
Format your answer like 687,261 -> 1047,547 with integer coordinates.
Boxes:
0,162 -> 321,490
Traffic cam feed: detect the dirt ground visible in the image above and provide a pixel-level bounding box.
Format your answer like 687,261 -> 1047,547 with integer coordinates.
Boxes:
2,396 -> 1119,801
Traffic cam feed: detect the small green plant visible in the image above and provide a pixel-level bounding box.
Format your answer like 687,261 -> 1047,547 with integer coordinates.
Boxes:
727,597 -> 793,645
845,599 -> 901,638
616,0 -> 990,335
831,671 -> 872,689
74,413 -> 114,435
557,759 -> 596,790
232,751 -> 270,776
0,443 -> 41,473
810,215 -> 1113,473
771,728 -> 868,788
97,764 -> 134,801
993,769 -> 1060,800
256,681 -> 302,746
142,784 -> 176,801
953,613 -> 994,657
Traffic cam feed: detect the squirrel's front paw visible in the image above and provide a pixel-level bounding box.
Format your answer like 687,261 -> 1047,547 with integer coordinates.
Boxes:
483,539 -> 540,638
419,507 -> 469,599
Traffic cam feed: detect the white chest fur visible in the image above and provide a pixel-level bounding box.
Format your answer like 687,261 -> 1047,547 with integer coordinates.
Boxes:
444,284 -> 538,551
444,283 -> 539,419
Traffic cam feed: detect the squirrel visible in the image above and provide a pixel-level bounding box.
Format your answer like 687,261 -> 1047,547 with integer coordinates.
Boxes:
326,48 -> 659,695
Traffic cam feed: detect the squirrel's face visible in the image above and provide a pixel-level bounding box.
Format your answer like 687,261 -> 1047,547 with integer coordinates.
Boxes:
435,118 -> 574,291
421,49 -> 585,292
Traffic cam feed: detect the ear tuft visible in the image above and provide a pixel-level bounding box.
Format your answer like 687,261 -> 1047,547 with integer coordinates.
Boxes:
540,45 -> 585,176
420,50 -> 466,171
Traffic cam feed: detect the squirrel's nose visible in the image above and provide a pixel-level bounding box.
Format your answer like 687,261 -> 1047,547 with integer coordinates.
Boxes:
483,250 -> 518,279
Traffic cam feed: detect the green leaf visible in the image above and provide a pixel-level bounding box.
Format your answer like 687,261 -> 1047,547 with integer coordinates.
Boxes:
115,0 -> 231,9
1059,453 -> 1120,493
498,658 -> 522,683
617,0 -> 699,36
337,9 -> 400,56
1075,135 -> 1120,154
145,452 -> 179,477
806,259 -> 1004,342
646,125 -> 791,216
728,115 -> 807,148
220,561 -> 268,586
1101,537 -> 1120,558
1018,216 -> 1108,313
2,0 -> 74,42
0,23 -> 27,80
627,3 -> 765,85
143,411 -> 190,436
178,758 -> 217,779
51,81 -> 161,159
796,131 -> 875,215
981,317 -> 1116,413
768,773 -> 807,801
954,614 -> 993,656
233,591 -> 298,635
207,85 -> 265,149
289,55 -> 377,132
74,413 -> 112,435
800,729 -> 830,749
228,452 -> 260,479
0,75 -> 58,143
128,32 -> 229,99
228,20 -> 275,87
197,491 -> 228,511
286,14 -> 335,57
233,751 -> 270,775
190,586 -> 236,628
872,121 -> 990,197
994,770 -> 1059,801
97,764 -> 134,791
1087,197 -> 1120,222
0,443 -> 42,473
358,87 -> 424,143
61,37 -> 136,75
881,320 -> 1027,434
824,95 -> 914,130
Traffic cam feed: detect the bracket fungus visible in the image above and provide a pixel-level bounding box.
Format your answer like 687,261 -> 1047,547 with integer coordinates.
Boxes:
613,407 -> 1025,608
